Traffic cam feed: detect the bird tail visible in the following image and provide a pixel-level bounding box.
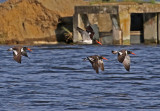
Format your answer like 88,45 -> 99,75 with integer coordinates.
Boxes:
112,51 -> 118,54
82,58 -> 88,61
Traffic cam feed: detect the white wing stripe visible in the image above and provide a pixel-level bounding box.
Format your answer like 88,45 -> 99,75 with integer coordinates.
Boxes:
88,57 -> 94,62
13,50 -> 18,55
21,48 -> 24,52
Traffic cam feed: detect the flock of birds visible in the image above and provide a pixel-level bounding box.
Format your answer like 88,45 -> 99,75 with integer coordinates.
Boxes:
77,25 -> 136,73
7,25 -> 136,74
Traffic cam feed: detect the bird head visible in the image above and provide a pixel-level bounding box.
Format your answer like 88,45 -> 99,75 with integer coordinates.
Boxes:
127,51 -> 136,55
23,47 -> 32,51
100,56 -> 108,61
7,48 -> 13,51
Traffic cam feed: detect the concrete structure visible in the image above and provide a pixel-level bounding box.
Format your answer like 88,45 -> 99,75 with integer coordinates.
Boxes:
73,3 -> 160,45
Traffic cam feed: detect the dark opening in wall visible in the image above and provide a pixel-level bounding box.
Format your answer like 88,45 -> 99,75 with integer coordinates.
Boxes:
131,13 -> 143,31
130,13 -> 144,44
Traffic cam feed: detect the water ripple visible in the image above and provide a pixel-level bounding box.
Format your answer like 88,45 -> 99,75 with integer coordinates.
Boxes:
0,44 -> 160,110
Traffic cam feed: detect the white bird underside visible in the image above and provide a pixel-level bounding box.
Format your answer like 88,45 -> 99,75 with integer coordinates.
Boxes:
83,40 -> 93,44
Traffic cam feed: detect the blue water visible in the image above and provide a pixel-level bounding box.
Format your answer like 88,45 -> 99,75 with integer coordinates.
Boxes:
0,0 -> 6,3
0,44 -> 160,110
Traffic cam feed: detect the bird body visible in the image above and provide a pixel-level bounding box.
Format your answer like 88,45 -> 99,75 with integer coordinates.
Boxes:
8,46 -> 32,63
84,55 -> 108,73
112,49 -> 135,71
77,25 -> 102,45
77,26 -> 93,44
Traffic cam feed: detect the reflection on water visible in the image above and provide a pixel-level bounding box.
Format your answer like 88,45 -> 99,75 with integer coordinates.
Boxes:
0,44 -> 160,110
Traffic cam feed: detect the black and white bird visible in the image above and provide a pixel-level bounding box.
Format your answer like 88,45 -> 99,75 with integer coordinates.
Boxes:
112,49 -> 136,71
83,55 -> 108,74
7,46 -> 32,63
77,25 -> 102,45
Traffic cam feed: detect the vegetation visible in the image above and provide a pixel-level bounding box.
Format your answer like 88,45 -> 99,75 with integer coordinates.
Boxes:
61,26 -> 73,43
0,32 -> 7,38
0,32 -> 7,44
89,0 -> 156,4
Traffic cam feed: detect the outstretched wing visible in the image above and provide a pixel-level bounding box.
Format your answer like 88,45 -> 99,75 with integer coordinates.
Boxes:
77,27 -> 90,41
123,55 -> 130,71
77,27 -> 84,34
13,54 -> 21,63
92,62 -> 99,74
112,50 -> 125,63
21,51 -> 28,58
12,48 -> 21,64
112,50 -> 118,54
98,59 -> 104,71
118,54 -> 125,63
86,25 -> 94,39
87,56 -> 99,74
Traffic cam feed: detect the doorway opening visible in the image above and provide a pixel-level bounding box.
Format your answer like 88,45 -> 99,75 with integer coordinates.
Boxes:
130,13 -> 144,44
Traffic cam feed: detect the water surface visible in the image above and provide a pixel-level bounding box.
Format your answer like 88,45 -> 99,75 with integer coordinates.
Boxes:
0,44 -> 160,110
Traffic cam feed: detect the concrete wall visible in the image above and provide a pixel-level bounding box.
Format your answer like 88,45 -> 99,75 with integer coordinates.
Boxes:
73,14 -> 79,43
143,13 -> 157,44
119,11 -> 131,45
73,4 -> 160,45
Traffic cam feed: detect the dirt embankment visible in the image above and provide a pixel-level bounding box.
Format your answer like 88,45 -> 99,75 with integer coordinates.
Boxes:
0,0 -> 88,45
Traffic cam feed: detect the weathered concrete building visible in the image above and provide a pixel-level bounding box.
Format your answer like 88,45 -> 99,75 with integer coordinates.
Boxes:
73,3 -> 160,45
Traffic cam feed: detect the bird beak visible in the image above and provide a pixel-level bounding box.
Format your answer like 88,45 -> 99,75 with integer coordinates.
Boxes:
102,57 -> 108,61
96,40 -> 102,45
131,52 -> 136,55
27,48 -> 32,51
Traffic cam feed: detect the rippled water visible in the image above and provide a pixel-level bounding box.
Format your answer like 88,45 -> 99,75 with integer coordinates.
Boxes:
0,44 -> 160,110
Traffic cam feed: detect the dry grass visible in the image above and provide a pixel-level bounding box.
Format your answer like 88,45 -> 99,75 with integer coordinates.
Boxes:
61,26 -> 73,43
89,0 -> 156,4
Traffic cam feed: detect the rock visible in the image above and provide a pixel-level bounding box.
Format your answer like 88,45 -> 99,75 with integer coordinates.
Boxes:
0,0 -> 88,45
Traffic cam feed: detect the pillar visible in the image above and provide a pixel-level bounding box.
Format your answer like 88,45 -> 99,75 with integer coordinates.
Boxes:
119,11 -> 131,45
73,14 -> 83,43
111,14 -> 122,45
143,13 -> 157,44
157,13 -> 160,44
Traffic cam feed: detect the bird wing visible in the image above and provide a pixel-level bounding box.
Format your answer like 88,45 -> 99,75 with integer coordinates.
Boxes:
88,56 -> 99,74
13,53 -> 21,63
112,50 -> 124,63
123,55 -> 130,71
12,47 -> 22,63
86,25 -> 94,32
77,27 -> 91,41
112,50 -> 124,62
21,51 -> 28,57
118,54 -> 125,63
86,25 -> 94,39
77,27 -> 84,34
98,59 -> 104,71
112,50 -> 118,54
92,62 -> 99,74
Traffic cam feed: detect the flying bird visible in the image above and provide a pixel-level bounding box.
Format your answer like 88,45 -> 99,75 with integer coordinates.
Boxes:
112,49 -> 136,71
7,46 -> 32,63
83,55 -> 108,73
77,25 -> 102,45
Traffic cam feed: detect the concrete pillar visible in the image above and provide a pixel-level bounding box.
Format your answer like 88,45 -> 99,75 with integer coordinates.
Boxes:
119,11 -> 131,45
73,14 -> 83,43
73,13 -> 79,43
143,13 -> 157,44
112,26 -> 122,45
111,15 -> 122,45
